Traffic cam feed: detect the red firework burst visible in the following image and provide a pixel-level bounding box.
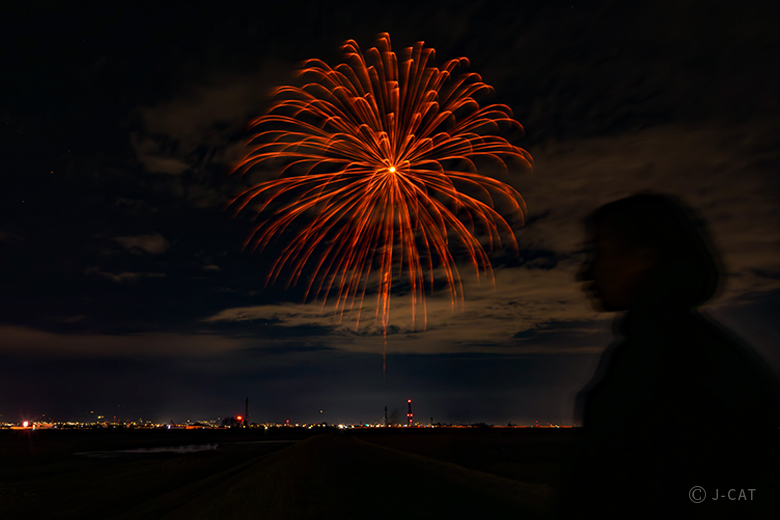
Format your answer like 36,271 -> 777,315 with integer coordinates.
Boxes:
230,33 -> 532,336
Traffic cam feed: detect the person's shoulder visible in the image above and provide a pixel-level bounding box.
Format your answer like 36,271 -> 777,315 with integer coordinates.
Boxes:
681,310 -> 780,423
684,310 -> 766,368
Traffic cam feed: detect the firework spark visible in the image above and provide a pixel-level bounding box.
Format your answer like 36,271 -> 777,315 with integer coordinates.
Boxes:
230,33 -> 532,341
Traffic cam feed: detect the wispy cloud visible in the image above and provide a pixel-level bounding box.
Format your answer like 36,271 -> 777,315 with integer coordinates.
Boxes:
0,325 -> 249,358
0,231 -> 24,242
113,234 -> 170,255
132,66 -> 290,178
85,267 -> 166,283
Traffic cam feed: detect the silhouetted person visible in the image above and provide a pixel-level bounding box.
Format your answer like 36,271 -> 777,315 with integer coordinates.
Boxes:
556,193 -> 779,519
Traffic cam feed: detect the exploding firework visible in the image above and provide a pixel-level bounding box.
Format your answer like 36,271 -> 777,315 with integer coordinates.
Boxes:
230,33 -> 532,338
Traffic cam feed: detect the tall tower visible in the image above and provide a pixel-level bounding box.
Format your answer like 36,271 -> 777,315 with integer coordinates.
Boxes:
406,399 -> 413,427
245,397 -> 249,428
384,406 -> 388,427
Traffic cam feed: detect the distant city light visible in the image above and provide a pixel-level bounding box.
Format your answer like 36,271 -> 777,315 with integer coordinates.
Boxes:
0,419 -> 572,430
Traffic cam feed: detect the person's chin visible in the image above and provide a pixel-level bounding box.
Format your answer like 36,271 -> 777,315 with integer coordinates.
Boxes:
582,285 -> 619,312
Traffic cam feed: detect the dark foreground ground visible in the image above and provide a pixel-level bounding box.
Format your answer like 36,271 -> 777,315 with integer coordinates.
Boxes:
0,427 -> 577,519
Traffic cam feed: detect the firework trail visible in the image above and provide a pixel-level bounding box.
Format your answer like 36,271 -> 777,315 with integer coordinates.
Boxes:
230,33 -> 532,354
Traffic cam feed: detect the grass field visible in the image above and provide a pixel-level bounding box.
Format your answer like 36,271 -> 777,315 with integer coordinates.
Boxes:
0,428 -> 577,519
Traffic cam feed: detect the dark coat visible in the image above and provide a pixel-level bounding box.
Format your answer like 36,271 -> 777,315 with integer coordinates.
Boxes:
556,305 -> 780,519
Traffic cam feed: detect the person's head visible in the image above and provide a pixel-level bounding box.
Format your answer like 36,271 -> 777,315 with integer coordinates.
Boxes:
578,193 -> 721,312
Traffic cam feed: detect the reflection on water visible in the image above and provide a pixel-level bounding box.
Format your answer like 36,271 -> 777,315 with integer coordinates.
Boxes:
75,444 -> 219,457
73,439 -> 298,458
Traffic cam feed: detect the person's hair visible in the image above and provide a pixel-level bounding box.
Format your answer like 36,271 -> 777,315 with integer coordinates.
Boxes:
585,192 -> 722,308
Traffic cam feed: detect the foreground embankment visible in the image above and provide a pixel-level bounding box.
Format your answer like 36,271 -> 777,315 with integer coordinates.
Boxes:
1,428 -> 577,519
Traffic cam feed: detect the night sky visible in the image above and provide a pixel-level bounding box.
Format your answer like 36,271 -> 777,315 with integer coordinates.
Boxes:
2,0 -> 777,426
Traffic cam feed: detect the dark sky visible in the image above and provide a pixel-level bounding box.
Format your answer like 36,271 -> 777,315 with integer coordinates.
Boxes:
2,0 -> 777,425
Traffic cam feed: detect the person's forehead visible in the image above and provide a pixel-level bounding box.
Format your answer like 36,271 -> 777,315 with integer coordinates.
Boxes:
592,219 -> 639,252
